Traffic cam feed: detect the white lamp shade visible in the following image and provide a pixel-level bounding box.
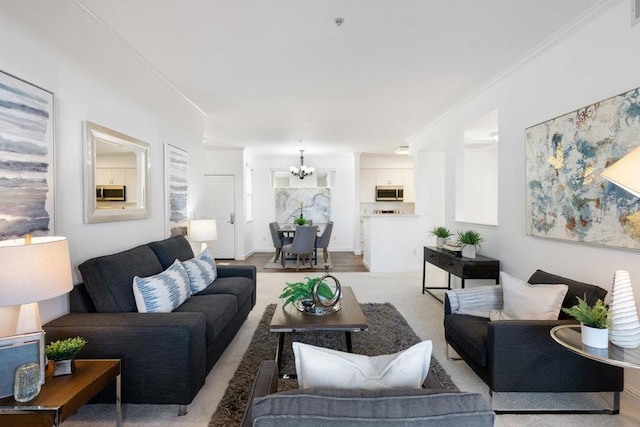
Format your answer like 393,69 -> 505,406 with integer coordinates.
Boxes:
0,236 -> 73,306
189,219 -> 217,242
601,146 -> 640,198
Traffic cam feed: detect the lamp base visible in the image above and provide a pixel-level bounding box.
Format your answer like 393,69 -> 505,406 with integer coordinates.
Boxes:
15,302 -> 42,335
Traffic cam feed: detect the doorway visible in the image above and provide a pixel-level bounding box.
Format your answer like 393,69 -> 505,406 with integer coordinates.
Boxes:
204,175 -> 235,259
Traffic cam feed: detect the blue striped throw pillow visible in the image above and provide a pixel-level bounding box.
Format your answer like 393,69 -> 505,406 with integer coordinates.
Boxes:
133,259 -> 192,313
181,248 -> 217,294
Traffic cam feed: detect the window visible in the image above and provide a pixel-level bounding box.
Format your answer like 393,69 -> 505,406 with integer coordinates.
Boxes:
456,110 -> 499,226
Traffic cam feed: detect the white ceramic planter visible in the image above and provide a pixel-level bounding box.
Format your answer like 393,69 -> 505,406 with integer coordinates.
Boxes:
581,324 -> 609,349
461,245 -> 476,258
436,237 -> 446,248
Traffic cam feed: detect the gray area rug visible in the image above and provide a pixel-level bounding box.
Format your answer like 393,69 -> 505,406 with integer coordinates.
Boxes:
263,255 -> 333,270
210,302 -> 457,426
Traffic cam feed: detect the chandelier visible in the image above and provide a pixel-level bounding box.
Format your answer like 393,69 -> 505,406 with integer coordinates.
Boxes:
290,149 -> 314,180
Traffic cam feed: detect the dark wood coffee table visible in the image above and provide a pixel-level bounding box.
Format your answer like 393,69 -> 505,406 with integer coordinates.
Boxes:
270,286 -> 368,375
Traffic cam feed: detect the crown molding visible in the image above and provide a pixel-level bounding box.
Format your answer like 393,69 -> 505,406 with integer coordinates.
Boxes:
65,0 -> 206,117
407,0 -> 622,147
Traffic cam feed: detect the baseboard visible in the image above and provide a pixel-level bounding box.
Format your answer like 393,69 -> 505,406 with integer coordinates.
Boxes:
625,384 -> 640,405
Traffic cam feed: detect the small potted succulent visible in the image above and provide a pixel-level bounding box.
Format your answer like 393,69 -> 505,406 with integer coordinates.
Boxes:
457,230 -> 483,258
562,295 -> 610,348
45,336 -> 87,376
430,226 -> 453,248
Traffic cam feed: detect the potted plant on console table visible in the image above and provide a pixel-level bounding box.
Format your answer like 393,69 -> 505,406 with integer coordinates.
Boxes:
430,226 -> 453,248
562,295 -> 610,349
457,230 -> 482,258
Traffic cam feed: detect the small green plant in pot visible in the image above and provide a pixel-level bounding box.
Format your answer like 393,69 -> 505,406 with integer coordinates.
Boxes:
295,214 -> 306,226
45,336 -> 87,376
457,230 -> 482,258
562,294 -> 610,348
279,277 -> 335,312
430,226 -> 453,248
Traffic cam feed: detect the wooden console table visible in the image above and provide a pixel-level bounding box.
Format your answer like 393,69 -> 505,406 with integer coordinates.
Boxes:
422,246 -> 499,298
0,359 -> 121,427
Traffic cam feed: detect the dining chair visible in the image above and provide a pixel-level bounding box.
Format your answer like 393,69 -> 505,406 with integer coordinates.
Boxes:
315,221 -> 333,264
269,222 -> 292,262
281,225 -> 318,270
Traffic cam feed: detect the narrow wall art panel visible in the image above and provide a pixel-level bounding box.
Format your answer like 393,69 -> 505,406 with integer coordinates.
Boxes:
165,144 -> 188,237
0,71 -> 54,239
525,87 -> 640,250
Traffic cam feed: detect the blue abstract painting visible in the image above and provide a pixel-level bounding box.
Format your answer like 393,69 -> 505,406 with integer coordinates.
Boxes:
0,71 -> 54,239
525,87 -> 640,250
165,144 -> 188,237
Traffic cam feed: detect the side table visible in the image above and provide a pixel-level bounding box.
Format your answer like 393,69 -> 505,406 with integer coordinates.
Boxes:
0,359 -> 121,427
551,325 -> 640,369
550,325 -> 640,415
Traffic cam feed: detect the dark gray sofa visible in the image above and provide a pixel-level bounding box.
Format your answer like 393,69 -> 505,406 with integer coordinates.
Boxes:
444,269 -> 623,413
43,235 -> 256,413
241,360 -> 495,426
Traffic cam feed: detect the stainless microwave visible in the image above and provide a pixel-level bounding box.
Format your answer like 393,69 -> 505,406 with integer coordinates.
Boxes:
376,186 -> 403,201
96,185 -> 126,201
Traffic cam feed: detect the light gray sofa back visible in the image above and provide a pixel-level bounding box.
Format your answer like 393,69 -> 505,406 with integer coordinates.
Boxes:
252,388 -> 494,426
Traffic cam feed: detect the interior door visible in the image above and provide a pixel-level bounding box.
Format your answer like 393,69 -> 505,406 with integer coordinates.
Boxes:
204,175 -> 235,259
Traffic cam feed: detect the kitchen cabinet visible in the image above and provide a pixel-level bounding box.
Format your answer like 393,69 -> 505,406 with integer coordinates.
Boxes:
403,169 -> 415,203
125,168 -> 138,202
360,168 -> 413,202
359,169 -> 377,202
375,169 -> 403,186
96,168 -> 126,185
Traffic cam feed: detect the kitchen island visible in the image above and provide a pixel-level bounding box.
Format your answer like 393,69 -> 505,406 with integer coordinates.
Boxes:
361,214 -> 423,273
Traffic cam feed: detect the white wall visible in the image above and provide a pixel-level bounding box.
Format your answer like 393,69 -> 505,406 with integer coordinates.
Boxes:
413,2 -> 640,396
0,2 -> 205,332
252,153 -> 356,254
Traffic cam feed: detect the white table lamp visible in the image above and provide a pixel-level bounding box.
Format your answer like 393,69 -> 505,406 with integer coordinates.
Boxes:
189,219 -> 217,253
601,146 -> 640,198
0,236 -> 73,334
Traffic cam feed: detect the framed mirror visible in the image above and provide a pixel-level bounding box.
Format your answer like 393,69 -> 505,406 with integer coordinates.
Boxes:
83,121 -> 151,223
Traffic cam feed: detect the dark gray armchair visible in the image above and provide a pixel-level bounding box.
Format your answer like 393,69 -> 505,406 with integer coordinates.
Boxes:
443,270 -> 624,414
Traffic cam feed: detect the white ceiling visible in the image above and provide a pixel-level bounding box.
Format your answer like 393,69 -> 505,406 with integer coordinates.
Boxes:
78,0 -> 603,156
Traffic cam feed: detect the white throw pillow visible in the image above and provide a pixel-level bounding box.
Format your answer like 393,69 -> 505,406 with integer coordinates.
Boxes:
181,248 -> 217,294
292,341 -> 432,390
133,259 -> 192,313
489,271 -> 568,321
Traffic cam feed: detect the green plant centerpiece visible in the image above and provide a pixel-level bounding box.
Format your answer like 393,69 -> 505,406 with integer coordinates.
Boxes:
562,294 -> 610,348
295,201 -> 306,225
279,275 -> 341,315
430,226 -> 453,248
457,230 -> 483,258
295,214 -> 306,226
45,336 -> 87,376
